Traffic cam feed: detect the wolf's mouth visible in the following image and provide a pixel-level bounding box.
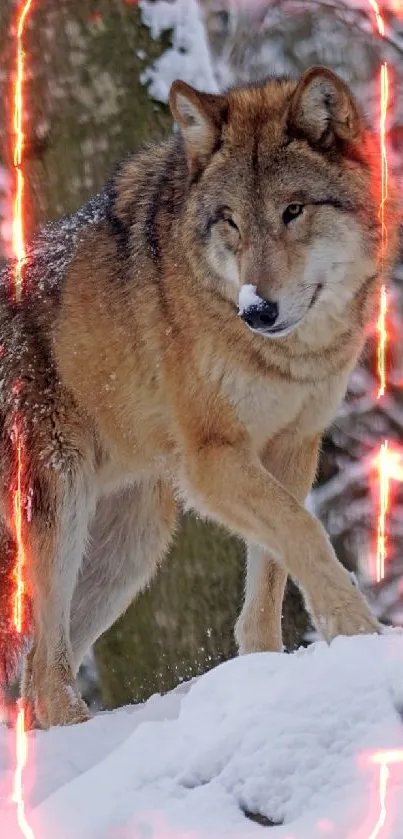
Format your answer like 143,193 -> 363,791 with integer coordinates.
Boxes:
258,283 -> 324,338
308,282 -> 323,310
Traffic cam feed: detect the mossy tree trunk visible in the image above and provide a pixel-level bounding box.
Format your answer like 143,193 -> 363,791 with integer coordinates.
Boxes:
0,0 -> 311,711
0,1 -> 172,234
95,515 -> 245,707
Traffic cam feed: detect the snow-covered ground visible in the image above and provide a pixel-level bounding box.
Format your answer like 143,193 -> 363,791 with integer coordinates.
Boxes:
1,633 -> 403,838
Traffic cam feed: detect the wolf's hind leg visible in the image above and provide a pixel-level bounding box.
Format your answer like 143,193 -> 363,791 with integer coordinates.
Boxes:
24,460 -> 95,728
70,480 -> 177,676
20,638 -> 42,729
0,522 -> 32,689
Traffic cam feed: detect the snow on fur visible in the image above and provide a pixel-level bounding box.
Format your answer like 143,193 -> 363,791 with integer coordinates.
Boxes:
1,633 -> 403,838
238,284 -> 265,314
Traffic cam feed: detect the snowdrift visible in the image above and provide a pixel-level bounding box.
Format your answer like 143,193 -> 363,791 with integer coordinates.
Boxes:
1,633 -> 403,838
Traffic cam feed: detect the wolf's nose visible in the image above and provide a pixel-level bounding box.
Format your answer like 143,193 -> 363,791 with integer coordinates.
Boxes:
241,300 -> 279,331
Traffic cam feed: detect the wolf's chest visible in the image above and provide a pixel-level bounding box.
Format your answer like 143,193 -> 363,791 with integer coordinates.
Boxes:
218,366 -> 347,446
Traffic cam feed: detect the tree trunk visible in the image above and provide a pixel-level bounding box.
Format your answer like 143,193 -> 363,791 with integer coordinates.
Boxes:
95,514 -> 244,707
0,1 -> 172,233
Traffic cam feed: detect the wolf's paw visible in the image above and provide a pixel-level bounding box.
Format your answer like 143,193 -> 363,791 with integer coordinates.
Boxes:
235,613 -> 283,655
313,598 -> 381,643
49,702 -> 90,728
36,684 -> 90,728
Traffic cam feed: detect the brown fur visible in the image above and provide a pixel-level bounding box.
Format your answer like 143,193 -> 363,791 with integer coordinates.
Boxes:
0,67 -> 398,727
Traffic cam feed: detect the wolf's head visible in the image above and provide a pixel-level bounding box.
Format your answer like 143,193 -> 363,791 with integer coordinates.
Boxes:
170,67 -> 392,342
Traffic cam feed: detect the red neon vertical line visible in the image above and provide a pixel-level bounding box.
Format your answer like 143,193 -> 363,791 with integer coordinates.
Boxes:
12,0 -> 33,302
377,284 -> 387,400
375,61 -> 390,585
11,0 -> 33,642
10,3 -> 36,839
368,762 -> 389,839
11,0 -> 35,636
12,422 -> 26,632
365,2 -> 395,836
376,441 -> 388,582
368,0 -> 385,35
367,750 -> 403,838
377,63 -> 388,400
12,707 -> 35,839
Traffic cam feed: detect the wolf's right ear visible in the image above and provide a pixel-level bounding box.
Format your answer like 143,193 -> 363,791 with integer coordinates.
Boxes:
169,81 -> 228,176
288,66 -> 362,149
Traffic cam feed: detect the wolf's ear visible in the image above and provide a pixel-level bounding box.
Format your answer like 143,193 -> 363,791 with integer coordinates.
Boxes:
288,66 -> 362,149
169,80 -> 228,175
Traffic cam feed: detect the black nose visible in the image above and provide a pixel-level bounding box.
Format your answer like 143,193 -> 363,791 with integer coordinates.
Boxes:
241,300 -> 279,331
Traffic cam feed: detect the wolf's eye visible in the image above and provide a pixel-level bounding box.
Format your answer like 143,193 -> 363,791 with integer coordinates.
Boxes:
283,203 -> 304,226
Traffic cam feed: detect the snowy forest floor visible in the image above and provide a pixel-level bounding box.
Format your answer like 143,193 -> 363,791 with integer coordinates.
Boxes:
1,633 -> 403,838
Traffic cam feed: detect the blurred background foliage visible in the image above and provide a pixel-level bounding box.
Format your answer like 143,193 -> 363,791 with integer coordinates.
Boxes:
0,0 -> 402,711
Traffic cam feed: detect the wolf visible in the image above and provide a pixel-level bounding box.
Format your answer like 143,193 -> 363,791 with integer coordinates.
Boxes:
0,66 -> 398,728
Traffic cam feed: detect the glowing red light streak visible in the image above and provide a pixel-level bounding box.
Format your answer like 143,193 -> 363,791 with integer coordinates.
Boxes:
12,707 -> 35,839
374,440 -> 403,583
371,441 -> 403,583
12,421 -> 27,633
11,0 -> 33,643
379,63 -> 389,251
12,0 -> 33,301
375,59 -> 390,582
376,63 -> 388,402
368,0 -> 386,35
10,3 -> 36,839
370,749 -> 403,765
377,284 -> 388,400
363,3 -> 403,837
368,762 -> 389,839
376,441 -> 388,583
368,7 -> 392,588
365,750 -> 403,839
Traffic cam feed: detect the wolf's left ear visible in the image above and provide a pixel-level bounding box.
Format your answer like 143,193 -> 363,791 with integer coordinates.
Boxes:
169,80 -> 228,175
288,66 -> 362,149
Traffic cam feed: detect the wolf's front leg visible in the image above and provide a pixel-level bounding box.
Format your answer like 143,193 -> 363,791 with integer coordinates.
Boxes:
236,434 -> 321,654
235,549 -> 287,653
20,462 -> 95,728
185,439 -> 380,644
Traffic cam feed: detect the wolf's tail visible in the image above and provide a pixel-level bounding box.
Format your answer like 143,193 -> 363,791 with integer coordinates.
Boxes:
0,525 -> 32,695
